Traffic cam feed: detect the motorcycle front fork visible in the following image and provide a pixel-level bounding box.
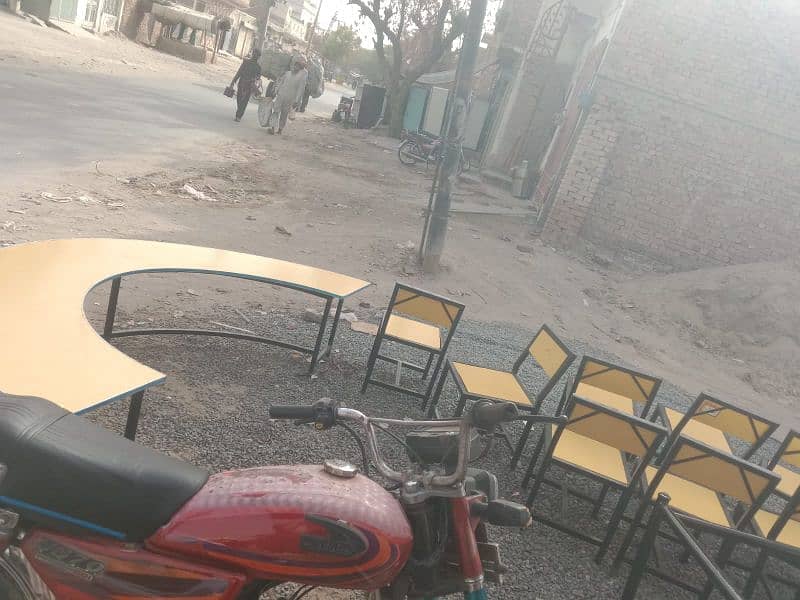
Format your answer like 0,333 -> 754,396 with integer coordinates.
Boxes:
452,497 -> 487,600
412,495 -> 489,600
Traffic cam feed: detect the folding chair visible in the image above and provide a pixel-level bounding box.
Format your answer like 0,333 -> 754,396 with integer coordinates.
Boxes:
742,486 -> 800,598
610,436 -> 781,594
655,393 -> 778,460
522,395 -> 667,552
361,283 -> 465,405
561,356 -> 662,417
621,493 -> 744,600
766,429 -> 800,501
426,324 -> 575,467
622,484 -> 800,600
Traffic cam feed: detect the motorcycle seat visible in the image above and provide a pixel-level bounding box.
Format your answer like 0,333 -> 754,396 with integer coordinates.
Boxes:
0,391 -> 208,541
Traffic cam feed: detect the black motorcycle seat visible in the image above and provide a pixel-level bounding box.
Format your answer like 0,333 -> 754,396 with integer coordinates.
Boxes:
0,391 -> 208,541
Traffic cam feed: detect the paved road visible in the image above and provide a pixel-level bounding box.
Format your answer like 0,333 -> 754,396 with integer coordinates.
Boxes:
0,63 -> 346,177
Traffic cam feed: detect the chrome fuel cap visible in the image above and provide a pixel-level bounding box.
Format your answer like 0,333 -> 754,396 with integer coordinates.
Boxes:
324,459 -> 358,478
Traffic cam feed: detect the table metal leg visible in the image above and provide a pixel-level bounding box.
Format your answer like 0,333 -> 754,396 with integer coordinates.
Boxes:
309,297 -> 333,374
124,391 -> 144,440
320,297 -> 343,361
103,277 -> 122,339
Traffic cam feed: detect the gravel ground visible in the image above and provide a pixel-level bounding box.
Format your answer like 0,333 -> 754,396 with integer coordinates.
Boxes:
84,305 -> 797,600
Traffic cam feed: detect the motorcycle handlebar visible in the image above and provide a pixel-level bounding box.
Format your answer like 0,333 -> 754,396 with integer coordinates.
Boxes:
269,405 -> 317,420
270,400 -> 524,487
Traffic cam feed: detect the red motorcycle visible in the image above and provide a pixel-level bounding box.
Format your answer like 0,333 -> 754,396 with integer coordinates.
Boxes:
0,393 -> 555,599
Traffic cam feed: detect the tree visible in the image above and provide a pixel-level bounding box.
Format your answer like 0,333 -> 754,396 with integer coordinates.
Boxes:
348,0 -> 467,136
320,26 -> 362,66
349,46 -> 385,82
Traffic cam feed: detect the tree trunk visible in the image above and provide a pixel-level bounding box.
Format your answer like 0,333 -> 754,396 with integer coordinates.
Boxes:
387,80 -> 410,138
122,0 -> 152,40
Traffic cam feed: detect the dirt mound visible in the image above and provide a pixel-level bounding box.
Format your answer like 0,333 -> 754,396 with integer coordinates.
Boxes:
615,261 -> 800,408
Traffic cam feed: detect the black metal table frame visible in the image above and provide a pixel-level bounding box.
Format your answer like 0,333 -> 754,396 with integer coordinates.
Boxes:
100,274 -> 355,441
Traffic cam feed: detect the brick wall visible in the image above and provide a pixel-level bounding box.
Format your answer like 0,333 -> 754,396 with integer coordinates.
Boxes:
541,0 -> 800,268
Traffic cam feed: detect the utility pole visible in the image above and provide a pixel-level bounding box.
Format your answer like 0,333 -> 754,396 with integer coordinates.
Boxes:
305,0 -> 323,56
421,0 -> 488,273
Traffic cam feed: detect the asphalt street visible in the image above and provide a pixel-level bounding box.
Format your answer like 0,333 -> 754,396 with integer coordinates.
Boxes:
0,63 -> 343,177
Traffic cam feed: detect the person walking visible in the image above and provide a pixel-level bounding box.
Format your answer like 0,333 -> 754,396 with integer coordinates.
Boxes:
230,48 -> 262,122
268,55 -> 308,134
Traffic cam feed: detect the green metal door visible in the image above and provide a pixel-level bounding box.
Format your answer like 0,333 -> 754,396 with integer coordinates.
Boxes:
403,85 -> 428,133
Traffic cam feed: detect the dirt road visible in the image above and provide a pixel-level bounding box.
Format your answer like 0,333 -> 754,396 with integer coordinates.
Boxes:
1,11 -> 797,434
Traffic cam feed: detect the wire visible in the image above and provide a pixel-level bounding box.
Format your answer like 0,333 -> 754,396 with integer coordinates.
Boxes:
471,430 -> 495,462
375,423 -> 424,464
336,422 -> 370,475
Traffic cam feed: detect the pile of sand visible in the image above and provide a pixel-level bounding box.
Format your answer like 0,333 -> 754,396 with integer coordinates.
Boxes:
615,261 -> 800,407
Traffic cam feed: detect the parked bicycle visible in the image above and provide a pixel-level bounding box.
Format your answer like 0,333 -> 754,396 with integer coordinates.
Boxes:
398,130 -> 470,174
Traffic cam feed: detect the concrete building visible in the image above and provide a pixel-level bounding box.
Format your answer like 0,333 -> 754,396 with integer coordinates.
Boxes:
265,2 -> 306,46
484,0 -> 800,269
286,0 -> 316,34
19,0 -> 125,32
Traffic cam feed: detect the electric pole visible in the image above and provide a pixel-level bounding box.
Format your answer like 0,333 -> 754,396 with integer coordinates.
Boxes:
421,0 -> 488,273
306,0 -> 323,56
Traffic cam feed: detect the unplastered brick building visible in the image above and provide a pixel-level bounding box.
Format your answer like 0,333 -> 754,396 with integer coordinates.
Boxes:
486,0 -> 800,268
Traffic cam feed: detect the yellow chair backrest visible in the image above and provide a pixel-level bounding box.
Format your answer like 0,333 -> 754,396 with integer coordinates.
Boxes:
576,357 -> 660,407
688,394 -> 775,444
528,326 -> 571,379
780,431 -> 800,470
392,286 -> 462,330
666,438 -> 778,505
567,397 -> 665,458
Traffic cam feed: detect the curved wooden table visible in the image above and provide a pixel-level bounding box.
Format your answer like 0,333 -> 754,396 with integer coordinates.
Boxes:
0,238 -> 370,438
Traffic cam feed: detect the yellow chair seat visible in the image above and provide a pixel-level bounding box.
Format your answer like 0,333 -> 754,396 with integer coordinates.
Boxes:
644,466 -> 731,528
551,426 -> 628,485
753,509 -> 800,549
574,383 -> 635,414
451,363 -> 531,406
385,315 -> 441,350
774,464 -> 800,498
664,407 -> 732,454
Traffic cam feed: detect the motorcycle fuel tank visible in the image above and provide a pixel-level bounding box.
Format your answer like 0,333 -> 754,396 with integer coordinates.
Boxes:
147,465 -> 414,590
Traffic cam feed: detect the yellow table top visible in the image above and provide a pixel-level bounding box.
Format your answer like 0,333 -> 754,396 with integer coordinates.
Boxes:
0,238 -> 370,413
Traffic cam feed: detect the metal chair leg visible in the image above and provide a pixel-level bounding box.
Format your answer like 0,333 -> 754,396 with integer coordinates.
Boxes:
420,354 -> 446,407
521,430 -> 547,488
743,551 -> 769,598
361,335 -> 382,394
620,494 -> 670,600
525,437 -> 554,506
592,483 -> 610,519
425,361 -> 450,417
510,419 -> 534,470
612,495 -> 655,575
596,489 -> 631,564
422,353 -> 434,380
454,391 -> 467,418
